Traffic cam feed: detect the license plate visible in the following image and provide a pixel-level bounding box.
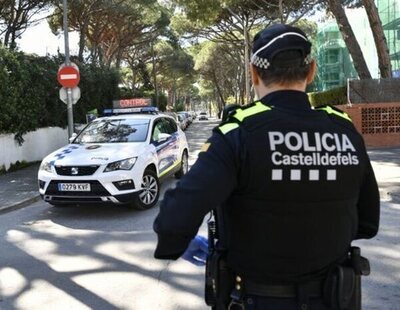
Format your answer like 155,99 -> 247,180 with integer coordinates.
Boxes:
58,183 -> 91,192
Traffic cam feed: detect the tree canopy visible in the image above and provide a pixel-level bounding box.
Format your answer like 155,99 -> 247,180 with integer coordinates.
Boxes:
0,0 -> 393,116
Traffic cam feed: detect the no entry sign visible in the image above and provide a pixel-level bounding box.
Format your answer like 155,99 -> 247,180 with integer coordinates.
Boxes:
57,63 -> 80,88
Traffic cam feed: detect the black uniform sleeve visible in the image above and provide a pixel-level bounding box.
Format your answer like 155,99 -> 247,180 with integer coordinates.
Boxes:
153,130 -> 240,260
355,160 -> 380,239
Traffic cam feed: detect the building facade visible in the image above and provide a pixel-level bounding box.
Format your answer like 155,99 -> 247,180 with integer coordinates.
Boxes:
316,2 -> 400,90
378,0 -> 400,76
316,23 -> 358,91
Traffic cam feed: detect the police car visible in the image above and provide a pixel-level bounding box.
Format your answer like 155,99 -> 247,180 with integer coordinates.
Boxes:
38,107 -> 189,210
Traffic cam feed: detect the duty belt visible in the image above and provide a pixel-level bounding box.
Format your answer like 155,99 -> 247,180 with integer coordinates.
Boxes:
245,279 -> 323,298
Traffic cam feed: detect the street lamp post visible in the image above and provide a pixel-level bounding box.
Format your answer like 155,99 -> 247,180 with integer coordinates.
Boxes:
63,0 -> 74,138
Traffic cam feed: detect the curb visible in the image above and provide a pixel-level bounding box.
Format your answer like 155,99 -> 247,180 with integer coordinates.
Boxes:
0,195 -> 41,215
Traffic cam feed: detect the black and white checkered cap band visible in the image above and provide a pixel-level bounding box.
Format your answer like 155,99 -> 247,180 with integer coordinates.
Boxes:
251,32 -> 311,69
251,55 -> 271,69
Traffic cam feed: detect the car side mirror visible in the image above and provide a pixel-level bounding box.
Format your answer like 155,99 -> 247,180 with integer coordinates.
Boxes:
69,133 -> 78,143
157,133 -> 171,142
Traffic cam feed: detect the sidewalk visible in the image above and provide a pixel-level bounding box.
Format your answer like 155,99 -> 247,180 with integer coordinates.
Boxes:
368,147 -> 400,203
0,148 -> 399,214
0,163 -> 41,214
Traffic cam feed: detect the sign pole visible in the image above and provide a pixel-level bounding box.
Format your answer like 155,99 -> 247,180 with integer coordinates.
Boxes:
63,0 -> 74,138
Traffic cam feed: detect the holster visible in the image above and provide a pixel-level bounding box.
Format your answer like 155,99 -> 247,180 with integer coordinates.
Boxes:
323,247 -> 370,310
205,249 -> 234,309
323,265 -> 355,309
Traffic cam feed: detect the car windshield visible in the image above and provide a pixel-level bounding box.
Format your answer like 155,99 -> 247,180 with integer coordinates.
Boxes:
73,118 -> 149,143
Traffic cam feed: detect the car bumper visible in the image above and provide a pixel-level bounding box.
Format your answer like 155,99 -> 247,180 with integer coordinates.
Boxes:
38,169 -> 143,205
40,191 -> 138,205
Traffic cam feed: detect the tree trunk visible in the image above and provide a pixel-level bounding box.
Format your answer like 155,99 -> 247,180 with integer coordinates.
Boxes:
4,28 -> 10,47
327,0 -> 372,79
279,0 -> 284,23
362,0 -> 392,78
243,15 -> 251,104
115,50 -> 123,69
151,42 -> 159,107
212,71 -> 226,107
78,21 -> 87,62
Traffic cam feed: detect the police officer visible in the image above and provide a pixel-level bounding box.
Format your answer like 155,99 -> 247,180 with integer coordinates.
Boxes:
153,24 -> 380,309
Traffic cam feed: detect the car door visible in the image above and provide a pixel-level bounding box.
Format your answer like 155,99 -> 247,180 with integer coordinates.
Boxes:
164,117 -> 180,165
151,117 -> 176,177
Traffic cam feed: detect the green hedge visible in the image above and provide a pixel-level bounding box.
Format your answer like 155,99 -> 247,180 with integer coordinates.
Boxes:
0,47 -> 120,143
308,86 -> 347,107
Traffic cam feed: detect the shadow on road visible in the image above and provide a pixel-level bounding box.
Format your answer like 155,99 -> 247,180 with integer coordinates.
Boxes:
0,208 -> 200,309
0,120 -> 218,310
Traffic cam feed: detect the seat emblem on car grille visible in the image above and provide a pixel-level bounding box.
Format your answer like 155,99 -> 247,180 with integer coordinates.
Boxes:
71,167 -> 79,175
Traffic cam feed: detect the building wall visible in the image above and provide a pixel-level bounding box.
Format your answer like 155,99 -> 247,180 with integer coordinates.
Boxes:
337,102 -> 400,147
0,127 -> 68,170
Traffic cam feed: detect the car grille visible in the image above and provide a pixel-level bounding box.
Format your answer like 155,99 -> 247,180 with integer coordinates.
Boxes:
55,165 -> 99,176
45,180 -> 111,196
51,197 -> 104,202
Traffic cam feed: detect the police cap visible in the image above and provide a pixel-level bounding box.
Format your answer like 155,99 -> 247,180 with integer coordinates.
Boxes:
251,24 -> 312,70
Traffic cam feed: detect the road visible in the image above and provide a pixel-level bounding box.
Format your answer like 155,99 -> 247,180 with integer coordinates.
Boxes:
0,119 -> 218,310
0,118 -> 399,310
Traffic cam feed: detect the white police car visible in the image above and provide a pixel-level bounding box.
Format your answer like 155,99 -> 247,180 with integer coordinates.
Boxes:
38,107 -> 189,210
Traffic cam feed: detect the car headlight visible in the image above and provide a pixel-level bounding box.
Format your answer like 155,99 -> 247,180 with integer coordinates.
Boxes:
104,157 -> 137,172
39,161 -> 52,173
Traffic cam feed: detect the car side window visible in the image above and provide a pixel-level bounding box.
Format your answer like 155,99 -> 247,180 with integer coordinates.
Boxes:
152,119 -> 165,142
152,118 -> 173,142
165,118 -> 178,134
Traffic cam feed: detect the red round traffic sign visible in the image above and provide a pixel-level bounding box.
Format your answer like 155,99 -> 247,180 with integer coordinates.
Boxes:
57,65 -> 80,88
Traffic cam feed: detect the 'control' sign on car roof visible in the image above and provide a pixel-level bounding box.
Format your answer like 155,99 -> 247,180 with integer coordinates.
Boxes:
113,98 -> 152,108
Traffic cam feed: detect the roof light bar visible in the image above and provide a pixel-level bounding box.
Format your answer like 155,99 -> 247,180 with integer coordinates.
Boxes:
102,106 -> 159,116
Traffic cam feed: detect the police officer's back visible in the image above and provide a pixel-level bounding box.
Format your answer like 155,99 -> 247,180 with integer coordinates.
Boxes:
153,24 -> 380,309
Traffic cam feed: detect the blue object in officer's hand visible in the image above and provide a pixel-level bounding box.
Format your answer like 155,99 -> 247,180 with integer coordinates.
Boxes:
182,235 -> 209,266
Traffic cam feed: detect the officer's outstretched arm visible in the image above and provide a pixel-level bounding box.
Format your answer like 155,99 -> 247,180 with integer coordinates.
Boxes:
355,160 -> 380,239
153,130 -> 240,260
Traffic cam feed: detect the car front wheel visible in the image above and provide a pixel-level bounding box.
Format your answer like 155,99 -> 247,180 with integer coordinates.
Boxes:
175,151 -> 188,179
132,168 -> 160,210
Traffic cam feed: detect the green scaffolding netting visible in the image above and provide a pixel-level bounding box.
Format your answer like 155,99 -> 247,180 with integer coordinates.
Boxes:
316,23 -> 357,91
378,0 -> 400,75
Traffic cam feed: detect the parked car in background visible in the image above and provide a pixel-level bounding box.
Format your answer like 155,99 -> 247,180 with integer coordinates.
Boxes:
177,114 -> 187,131
189,111 -> 196,120
177,112 -> 190,128
38,107 -> 189,210
163,112 -> 180,125
199,112 -> 208,121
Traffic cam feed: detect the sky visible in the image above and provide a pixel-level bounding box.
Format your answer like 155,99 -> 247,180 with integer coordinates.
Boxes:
18,11 -> 79,57
17,6 -> 378,79
17,8 -> 323,57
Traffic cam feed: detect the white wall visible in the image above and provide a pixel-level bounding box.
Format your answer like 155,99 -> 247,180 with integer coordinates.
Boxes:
0,127 -> 68,170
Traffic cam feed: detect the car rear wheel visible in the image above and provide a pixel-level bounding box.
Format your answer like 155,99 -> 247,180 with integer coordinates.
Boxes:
175,151 -> 188,179
132,168 -> 160,210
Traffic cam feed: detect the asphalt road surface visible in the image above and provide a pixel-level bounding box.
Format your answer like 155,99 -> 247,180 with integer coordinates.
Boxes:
0,118 -> 399,310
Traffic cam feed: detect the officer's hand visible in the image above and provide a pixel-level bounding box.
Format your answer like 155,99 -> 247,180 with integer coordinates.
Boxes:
182,235 -> 209,266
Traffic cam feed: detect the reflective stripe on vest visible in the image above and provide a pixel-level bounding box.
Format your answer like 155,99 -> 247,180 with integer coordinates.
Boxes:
233,101 -> 272,122
219,123 -> 239,135
219,101 -> 272,135
317,106 -> 352,122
